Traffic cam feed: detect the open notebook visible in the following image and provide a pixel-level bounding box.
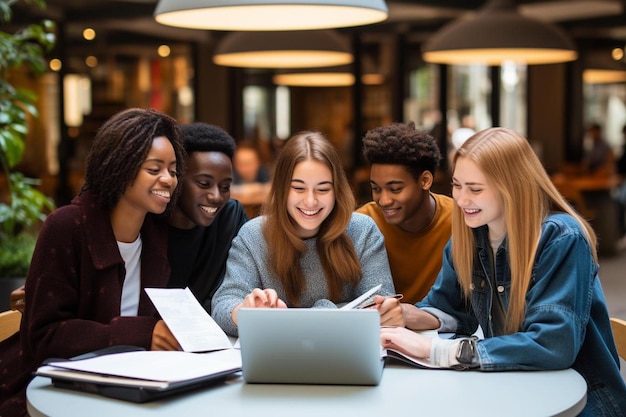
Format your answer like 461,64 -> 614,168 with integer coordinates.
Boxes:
35,346 -> 242,403
237,308 -> 384,386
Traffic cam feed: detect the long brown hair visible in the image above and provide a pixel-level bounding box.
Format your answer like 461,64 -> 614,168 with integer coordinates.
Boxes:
451,128 -> 597,333
261,132 -> 360,305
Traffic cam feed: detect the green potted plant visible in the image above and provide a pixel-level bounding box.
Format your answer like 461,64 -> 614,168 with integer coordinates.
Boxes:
0,0 -> 56,309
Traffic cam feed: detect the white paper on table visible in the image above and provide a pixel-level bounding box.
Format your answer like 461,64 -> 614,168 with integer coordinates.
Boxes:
146,287 -> 232,353
43,349 -> 242,385
340,284 -> 382,310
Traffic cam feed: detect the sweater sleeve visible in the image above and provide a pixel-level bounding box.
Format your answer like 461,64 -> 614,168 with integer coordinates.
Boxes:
349,213 -> 396,299
211,219 -> 267,336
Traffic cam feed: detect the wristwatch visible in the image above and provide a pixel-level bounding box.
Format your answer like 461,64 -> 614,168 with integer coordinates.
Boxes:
454,337 -> 477,369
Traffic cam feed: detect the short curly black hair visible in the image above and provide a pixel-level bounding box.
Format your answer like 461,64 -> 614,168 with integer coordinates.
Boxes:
83,108 -> 185,210
180,122 -> 236,160
361,121 -> 442,181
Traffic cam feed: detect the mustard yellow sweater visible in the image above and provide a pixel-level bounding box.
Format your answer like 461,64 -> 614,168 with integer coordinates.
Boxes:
357,193 -> 453,304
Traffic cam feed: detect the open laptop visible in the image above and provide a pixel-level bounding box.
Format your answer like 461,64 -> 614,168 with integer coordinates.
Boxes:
237,308 -> 383,386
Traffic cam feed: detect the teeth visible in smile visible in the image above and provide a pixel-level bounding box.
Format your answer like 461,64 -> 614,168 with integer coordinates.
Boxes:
301,208 -> 321,216
152,190 -> 170,198
464,209 -> 479,214
201,206 -> 217,214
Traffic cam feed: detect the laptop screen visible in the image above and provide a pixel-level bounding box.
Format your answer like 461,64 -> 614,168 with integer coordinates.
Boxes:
237,308 -> 383,386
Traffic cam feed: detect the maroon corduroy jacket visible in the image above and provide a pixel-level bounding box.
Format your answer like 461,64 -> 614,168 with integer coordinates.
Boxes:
0,190 -> 170,415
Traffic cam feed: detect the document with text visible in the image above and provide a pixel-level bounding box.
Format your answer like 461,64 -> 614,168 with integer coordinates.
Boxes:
146,287 -> 233,353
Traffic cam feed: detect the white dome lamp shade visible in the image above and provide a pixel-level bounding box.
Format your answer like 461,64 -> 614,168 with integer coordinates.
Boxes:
154,0 -> 388,31
422,0 -> 578,66
213,30 -> 353,69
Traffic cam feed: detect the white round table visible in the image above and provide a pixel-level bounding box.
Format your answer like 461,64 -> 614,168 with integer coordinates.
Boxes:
27,362 -> 587,417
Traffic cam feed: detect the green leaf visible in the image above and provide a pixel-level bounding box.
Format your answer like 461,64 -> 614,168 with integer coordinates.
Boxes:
0,0 -> 57,240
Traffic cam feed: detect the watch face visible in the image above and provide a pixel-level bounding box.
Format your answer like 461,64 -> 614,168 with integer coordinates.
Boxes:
456,338 -> 477,365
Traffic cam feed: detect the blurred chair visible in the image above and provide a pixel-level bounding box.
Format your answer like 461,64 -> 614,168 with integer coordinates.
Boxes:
552,177 -> 595,220
610,317 -> 626,361
0,309 -> 21,342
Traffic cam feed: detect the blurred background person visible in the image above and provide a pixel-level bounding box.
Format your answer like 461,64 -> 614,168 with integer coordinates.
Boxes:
231,143 -> 271,217
583,123 -> 615,177
233,143 -> 270,185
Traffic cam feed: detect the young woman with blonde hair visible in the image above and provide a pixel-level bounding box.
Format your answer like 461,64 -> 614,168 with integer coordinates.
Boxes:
381,127 -> 626,416
212,131 -> 396,336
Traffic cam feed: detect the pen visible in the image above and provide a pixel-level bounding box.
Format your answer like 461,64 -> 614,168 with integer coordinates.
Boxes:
359,294 -> 403,309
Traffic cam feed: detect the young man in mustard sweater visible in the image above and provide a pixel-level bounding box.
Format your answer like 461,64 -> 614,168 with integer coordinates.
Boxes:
357,122 -> 453,304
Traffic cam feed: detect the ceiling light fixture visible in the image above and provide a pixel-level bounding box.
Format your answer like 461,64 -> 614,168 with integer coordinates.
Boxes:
213,30 -> 352,69
583,50 -> 626,84
422,0 -> 578,66
274,72 -> 355,87
154,0 -> 388,31
273,65 -> 384,87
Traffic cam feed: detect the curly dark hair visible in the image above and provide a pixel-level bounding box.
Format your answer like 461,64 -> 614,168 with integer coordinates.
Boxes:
361,121 -> 442,181
83,108 -> 186,210
180,122 -> 236,159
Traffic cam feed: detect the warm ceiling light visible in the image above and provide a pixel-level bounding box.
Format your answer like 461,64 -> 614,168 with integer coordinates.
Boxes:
422,0 -> 577,66
583,70 -> 626,84
361,73 -> 385,86
213,30 -> 352,69
158,45 -> 171,58
154,0 -> 388,31
274,72 -> 355,87
583,50 -> 626,84
49,58 -> 62,71
85,56 -> 98,68
273,66 -> 384,87
82,28 -> 96,41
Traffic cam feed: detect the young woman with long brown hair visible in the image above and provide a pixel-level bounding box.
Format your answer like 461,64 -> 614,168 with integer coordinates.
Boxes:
212,131 -> 396,336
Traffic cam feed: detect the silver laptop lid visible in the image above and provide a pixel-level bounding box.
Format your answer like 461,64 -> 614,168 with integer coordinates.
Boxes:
238,308 -> 383,386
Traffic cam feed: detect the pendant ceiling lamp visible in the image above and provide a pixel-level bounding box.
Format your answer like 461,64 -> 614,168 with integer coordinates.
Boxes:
272,72 -> 385,87
422,0 -> 578,66
213,30 -> 352,69
154,0 -> 388,31
274,71 -> 355,87
273,65 -> 384,87
583,49 -> 626,84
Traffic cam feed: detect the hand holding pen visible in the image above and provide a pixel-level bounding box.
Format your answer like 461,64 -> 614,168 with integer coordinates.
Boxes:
359,294 -> 403,309
362,294 -> 405,327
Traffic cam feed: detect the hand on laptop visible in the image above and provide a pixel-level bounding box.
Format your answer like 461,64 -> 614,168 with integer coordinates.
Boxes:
232,288 -> 288,324
369,295 -> 405,327
243,288 -> 288,309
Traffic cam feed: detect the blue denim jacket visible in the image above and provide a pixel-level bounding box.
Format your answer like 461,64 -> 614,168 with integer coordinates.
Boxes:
418,213 -> 626,416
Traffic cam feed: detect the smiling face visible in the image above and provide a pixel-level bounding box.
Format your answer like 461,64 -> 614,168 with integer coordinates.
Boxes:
170,151 -> 233,229
452,156 -> 505,241
287,159 -> 335,239
369,164 -> 431,233
120,136 -> 178,215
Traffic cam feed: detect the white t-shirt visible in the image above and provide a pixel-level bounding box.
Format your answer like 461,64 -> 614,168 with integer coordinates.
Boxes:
118,235 -> 142,316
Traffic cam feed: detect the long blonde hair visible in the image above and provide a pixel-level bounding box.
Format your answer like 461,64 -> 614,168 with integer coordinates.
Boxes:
261,132 -> 361,306
451,128 -> 597,333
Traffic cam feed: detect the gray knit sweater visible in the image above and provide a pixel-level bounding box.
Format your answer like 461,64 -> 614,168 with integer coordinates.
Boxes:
211,212 -> 395,336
